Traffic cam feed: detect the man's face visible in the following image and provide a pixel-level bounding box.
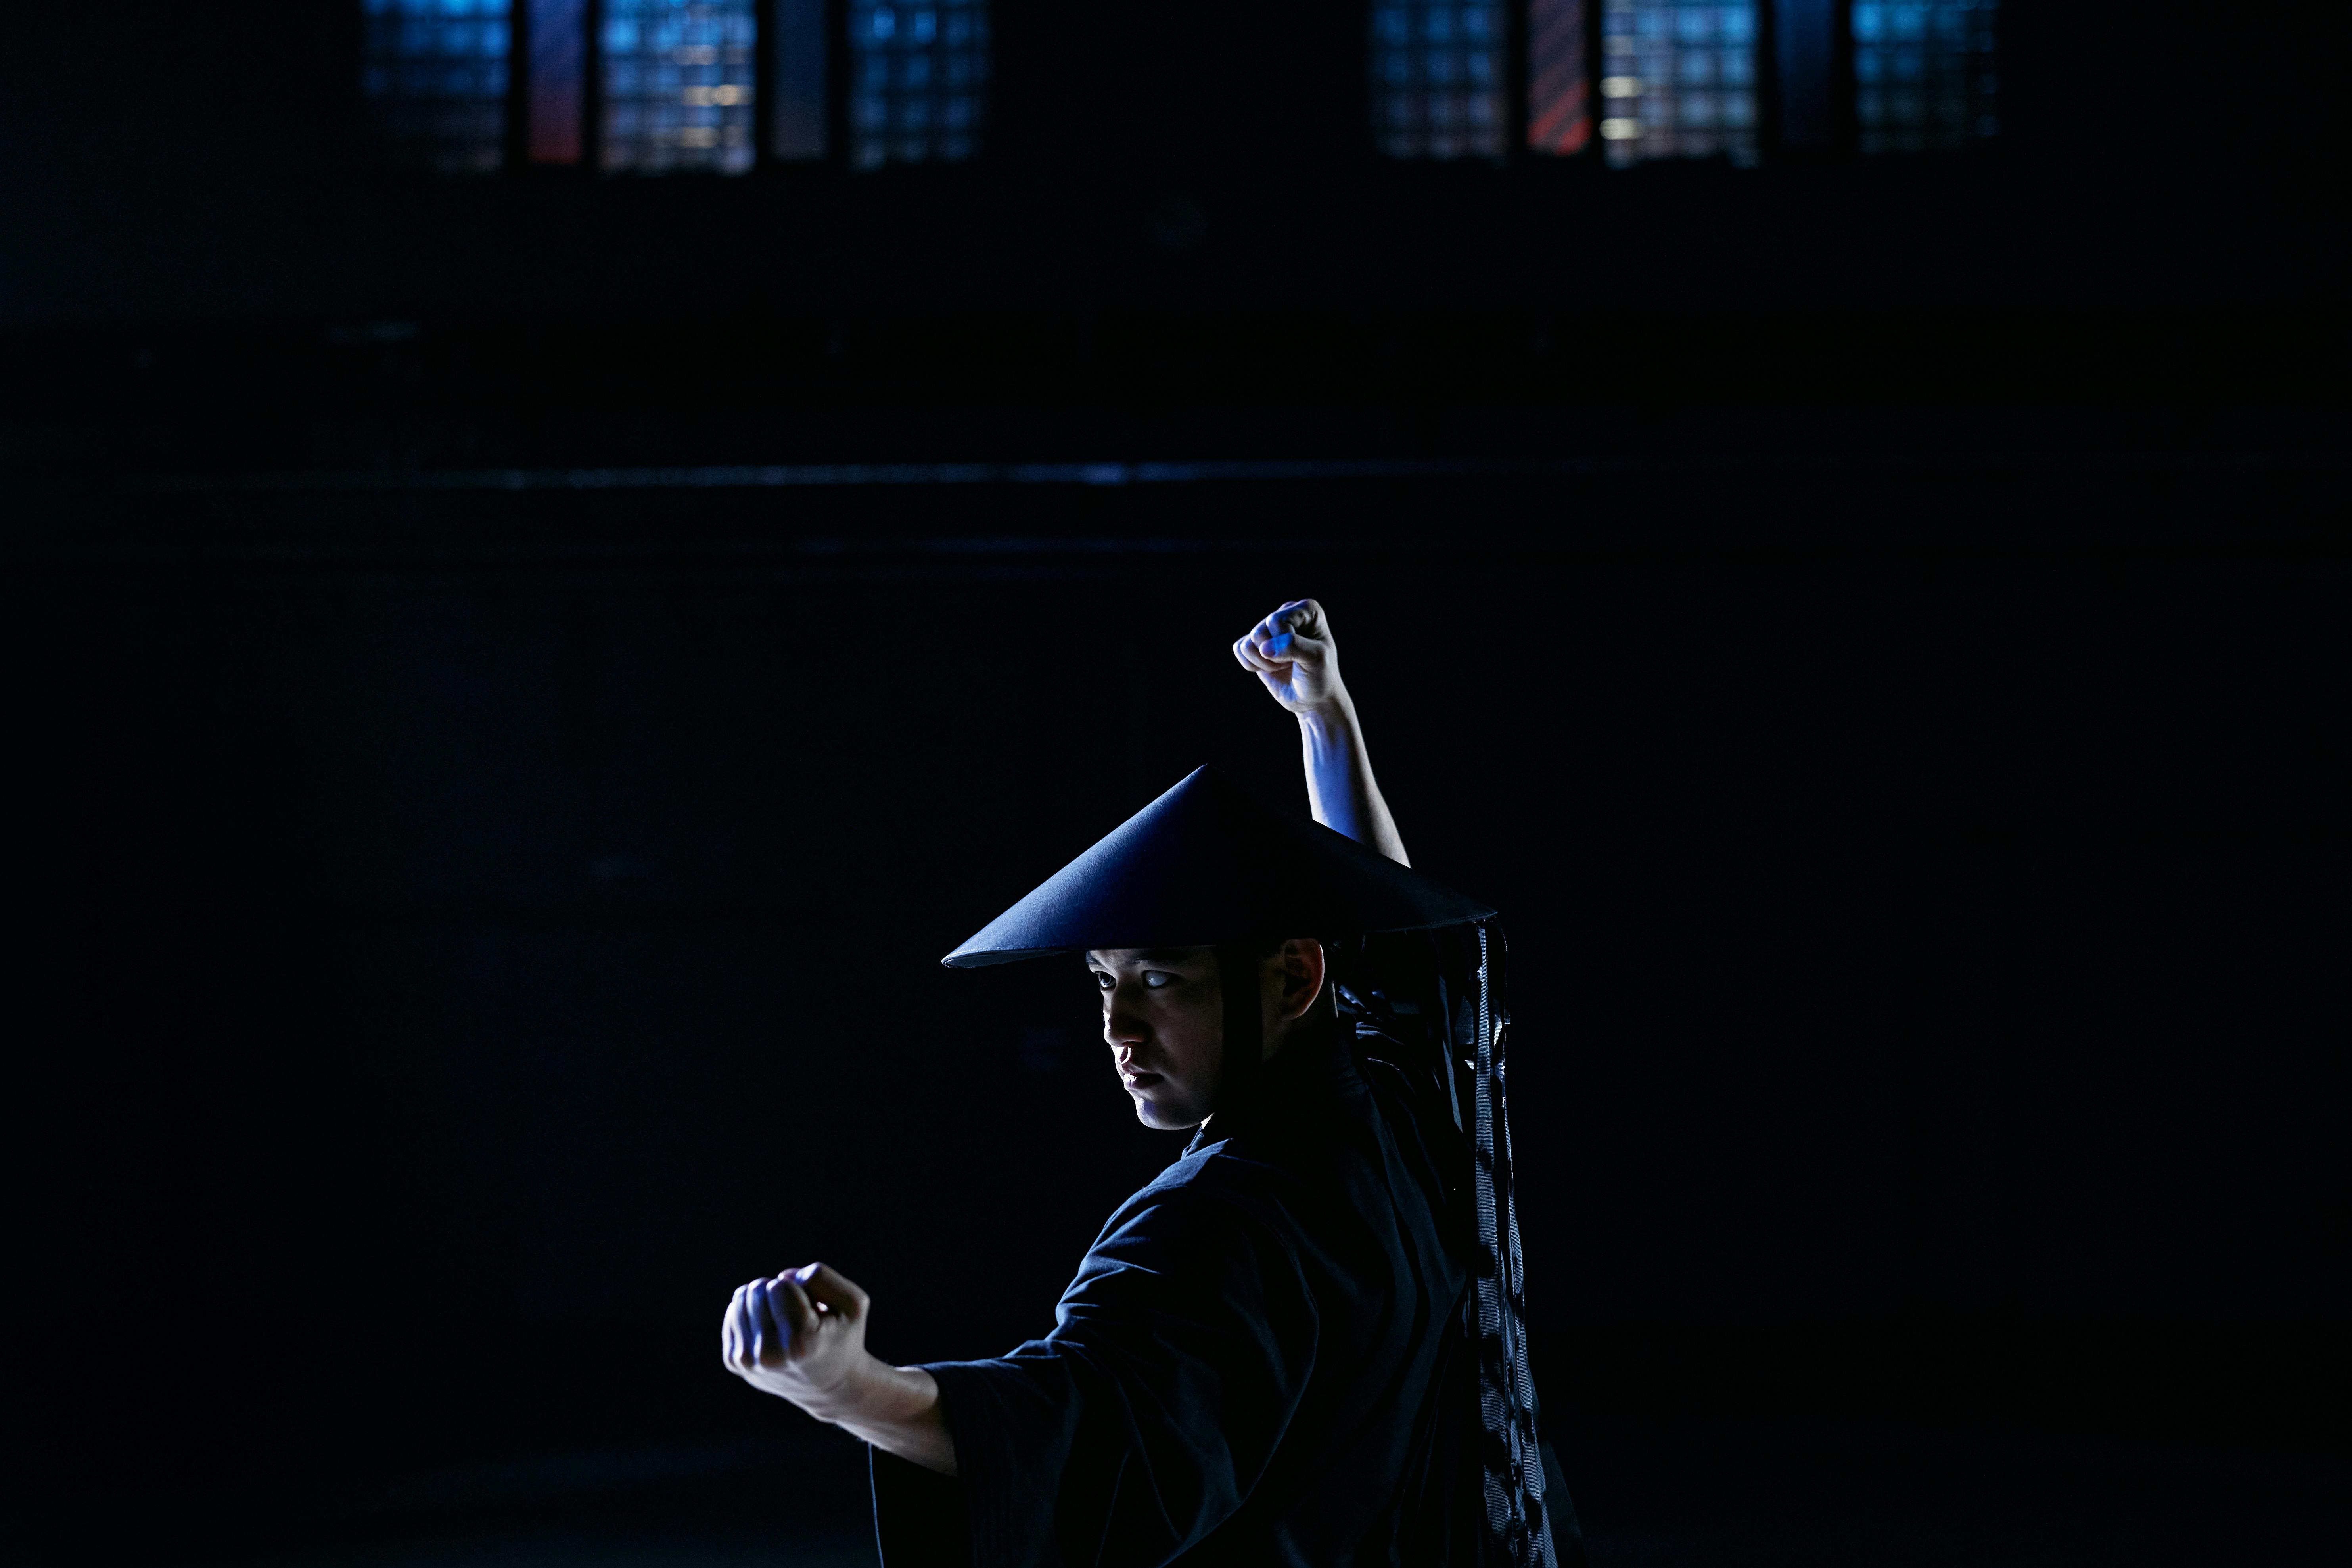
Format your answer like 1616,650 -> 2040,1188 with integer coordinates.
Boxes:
1086,946 -> 1227,1130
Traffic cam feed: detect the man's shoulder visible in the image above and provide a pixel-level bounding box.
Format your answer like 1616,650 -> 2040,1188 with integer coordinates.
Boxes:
1097,1138 -> 1305,1238
1135,1136 -> 1284,1204
1104,1118 -> 1378,1243
1056,1142 -> 1335,1315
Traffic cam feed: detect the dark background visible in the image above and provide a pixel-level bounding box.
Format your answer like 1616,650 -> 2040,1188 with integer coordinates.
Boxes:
2,2 -> 2347,1564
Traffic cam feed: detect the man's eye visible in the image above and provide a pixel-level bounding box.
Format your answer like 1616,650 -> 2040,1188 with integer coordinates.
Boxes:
1142,972 -> 1174,989
1091,970 -> 1115,990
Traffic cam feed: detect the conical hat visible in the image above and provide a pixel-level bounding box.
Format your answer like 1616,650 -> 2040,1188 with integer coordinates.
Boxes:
943,765 -> 1495,968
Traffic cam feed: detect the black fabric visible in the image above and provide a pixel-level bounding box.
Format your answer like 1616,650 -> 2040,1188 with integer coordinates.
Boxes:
872,1445 -> 972,1562
1341,927 -> 1574,1568
869,1017 -> 1582,1568
1458,929 -> 1560,1566
942,767 -> 1493,968
1212,943 -> 1264,1118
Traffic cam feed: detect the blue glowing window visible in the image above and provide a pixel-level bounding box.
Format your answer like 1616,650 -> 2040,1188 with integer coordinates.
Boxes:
1598,0 -> 1757,166
1854,0 -> 1999,152
360,0 -> 512,173
1370,4 -> 1507,160
603,0 -> 757,173
849,2 -> 992,170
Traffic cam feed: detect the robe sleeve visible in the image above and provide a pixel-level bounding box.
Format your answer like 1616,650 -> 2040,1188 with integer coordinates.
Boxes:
878,1175 -> 1318,1568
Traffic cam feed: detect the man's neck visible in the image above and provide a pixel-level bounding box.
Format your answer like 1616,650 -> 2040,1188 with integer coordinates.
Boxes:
1203,1011 -> 1339,1129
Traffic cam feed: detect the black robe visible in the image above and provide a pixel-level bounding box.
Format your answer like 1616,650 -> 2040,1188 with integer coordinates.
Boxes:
869,1024 -> 1581,1566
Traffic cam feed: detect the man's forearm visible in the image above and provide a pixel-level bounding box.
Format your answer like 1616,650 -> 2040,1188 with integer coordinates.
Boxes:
813,1360 -> 957,1475
1299,695 -> 1410,866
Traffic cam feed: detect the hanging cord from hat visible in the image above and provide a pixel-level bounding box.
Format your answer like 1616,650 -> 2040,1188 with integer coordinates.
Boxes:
1466,922 -> 1562,1568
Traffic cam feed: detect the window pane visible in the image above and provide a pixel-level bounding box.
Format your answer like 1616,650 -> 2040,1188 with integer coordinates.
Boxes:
361,0 -> 511,173
1775,0 -> 1835,149
1528,0 -> 1591,156
1854,0 -> 1999,153
1370,3 -> 1508,161
603,0 -> 757,174
529,0 -> 587,164
1599,0 -> 1758,167
771,0 -> 829,161
849,1 -> 992,170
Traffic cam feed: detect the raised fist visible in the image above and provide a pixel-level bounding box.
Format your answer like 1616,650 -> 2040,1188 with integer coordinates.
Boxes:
1233,598 -> 1344,715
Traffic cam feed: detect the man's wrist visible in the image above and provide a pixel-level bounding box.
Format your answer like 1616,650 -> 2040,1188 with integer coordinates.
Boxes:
807,1355 -> 932,1429
1295,691 -> 1359,749
792,1352 -> 882,1424
817,1361 -> 946,1457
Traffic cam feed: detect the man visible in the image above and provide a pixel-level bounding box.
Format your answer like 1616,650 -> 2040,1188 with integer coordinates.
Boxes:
723,599 -> 1578,1566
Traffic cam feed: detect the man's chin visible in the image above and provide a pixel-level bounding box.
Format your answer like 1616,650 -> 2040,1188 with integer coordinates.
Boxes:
1130,1093 -> 1204,1131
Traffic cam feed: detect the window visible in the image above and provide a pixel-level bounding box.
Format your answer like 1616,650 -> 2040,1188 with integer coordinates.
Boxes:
361,0 -> 511,173
1370,3 -> 1508,161
771,0 -> 830,160
602,0 -> 757,172
849,1 -> 992,169
1775,0 -> 1835,149
1527,0 -> 1592,156
358,2 -> 1995,177
528,0 -> 586,163
1599,0 -> 1758,166
1855,0 -> 1999,153
362,0 -> 985,171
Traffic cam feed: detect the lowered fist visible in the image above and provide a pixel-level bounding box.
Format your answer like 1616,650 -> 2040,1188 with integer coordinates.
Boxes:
720,1262 -> 956,1474
721,1262 -> 875,1421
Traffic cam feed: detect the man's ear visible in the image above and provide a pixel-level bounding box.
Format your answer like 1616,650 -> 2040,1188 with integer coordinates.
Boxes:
1272,938 -> 1327,1020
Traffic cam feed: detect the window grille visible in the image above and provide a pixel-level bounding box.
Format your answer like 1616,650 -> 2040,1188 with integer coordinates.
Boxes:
1598,0 -> 1758,165
361,0 -> 512,173
1370,3 -> 1509,161
602,0 -> 758,173
848,1 -> 992,169
1854,0 -> 1999,153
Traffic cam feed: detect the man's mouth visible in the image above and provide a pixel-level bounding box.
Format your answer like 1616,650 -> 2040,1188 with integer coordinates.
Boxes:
1121,1070 -> 1162,1093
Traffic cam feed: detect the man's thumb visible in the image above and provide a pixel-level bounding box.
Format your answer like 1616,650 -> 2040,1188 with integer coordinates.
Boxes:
1270,631 -> 1328,663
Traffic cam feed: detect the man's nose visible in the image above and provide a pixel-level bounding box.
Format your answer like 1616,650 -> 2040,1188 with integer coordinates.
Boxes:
1104,993 -> 1149,1049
